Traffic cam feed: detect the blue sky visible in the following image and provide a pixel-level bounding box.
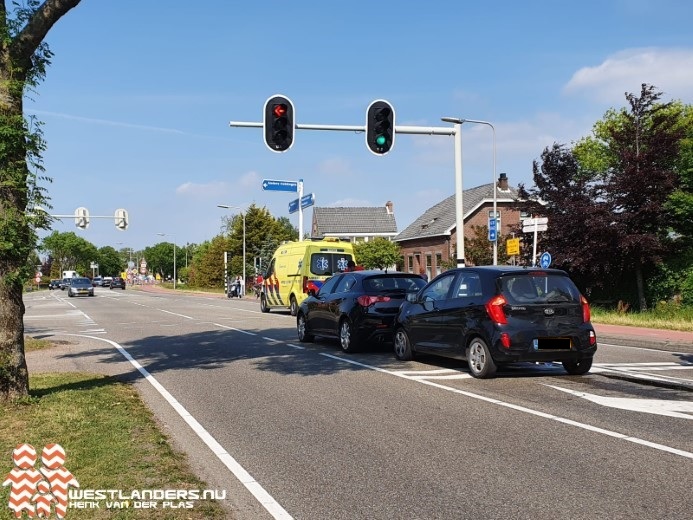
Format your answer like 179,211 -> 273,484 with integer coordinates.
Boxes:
27,0 -> 693,251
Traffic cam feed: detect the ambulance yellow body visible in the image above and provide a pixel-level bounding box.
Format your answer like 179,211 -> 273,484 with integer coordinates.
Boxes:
260,238 -> 355,316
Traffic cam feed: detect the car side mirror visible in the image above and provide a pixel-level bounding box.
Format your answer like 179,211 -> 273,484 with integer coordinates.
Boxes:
406,292 -> 418,303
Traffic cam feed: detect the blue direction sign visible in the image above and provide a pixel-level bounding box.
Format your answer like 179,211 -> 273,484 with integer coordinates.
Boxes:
288,198 -> 300,214
300,193 -> 315,209
540,252 -> 552,269
262,179 -> 298,192
488,217 -> 497,242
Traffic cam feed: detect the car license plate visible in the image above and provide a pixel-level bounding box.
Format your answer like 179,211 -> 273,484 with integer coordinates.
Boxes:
533,337 -> 572,350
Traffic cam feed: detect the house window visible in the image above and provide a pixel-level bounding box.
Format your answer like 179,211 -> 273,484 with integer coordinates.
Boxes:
426,254 -> 432,281
520,211 -> 530,219
436,253 -> 442,275
407,255 -> 414,273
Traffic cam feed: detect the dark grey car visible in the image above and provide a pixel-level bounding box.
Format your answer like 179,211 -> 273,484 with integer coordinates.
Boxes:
393,266 -> 597,378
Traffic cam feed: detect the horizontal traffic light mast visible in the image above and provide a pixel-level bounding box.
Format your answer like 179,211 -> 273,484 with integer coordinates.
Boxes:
233,94 -> 456,156
28,207 -> 129,230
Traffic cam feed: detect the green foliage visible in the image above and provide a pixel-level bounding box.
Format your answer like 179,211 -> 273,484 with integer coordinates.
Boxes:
40,231 -> 98,276
352,238 -> 401,270
97,245 -> 124,277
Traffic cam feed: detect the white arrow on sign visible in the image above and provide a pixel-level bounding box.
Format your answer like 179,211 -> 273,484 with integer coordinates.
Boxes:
546,385 -> 693,419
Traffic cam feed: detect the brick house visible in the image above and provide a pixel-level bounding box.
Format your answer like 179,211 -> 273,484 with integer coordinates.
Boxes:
395,173 -> 524,279
311,201 -> 398,242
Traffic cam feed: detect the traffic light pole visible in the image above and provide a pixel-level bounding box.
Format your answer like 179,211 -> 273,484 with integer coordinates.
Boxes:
229,120 -> 464,265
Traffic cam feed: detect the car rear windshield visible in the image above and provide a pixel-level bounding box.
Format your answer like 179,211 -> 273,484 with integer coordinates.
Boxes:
363,276 -> 426,294
309,253 -> 353,276
499,274 -> 581,304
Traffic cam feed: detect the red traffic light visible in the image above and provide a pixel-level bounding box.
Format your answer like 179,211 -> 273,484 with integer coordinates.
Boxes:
264,95 -> 295,153
273,103 -> 287,118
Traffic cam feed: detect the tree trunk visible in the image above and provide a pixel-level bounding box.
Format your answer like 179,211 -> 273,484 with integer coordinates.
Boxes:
635,257 -> 647,312
0,280 -> 29,399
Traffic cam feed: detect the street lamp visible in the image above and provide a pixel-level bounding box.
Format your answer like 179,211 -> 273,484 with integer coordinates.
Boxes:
460,119 -> 497,265
156,232 -> 176,289
441,117 -> 498,267
217,205 -> 246,294
441,117 -> 465,267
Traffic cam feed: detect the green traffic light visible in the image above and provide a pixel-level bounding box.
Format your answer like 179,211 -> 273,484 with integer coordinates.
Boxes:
376,135 -> 386,146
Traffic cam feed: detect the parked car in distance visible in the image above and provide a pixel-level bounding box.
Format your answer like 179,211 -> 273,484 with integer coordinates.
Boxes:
297,270 -> 427,353
48,279 -> 61,290
59,278 -> 72,290
92,276 -> 103,287
102,276 -> 113,287
110,277 -> 126,290
67,277 -> 94,297
393,266 -> 597,379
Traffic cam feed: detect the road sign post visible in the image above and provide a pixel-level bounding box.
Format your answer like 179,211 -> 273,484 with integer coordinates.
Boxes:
522,217 -> 549,266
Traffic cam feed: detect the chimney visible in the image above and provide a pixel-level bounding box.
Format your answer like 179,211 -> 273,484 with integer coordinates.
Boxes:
497,172 -> 509,190
385,201 -> 394,214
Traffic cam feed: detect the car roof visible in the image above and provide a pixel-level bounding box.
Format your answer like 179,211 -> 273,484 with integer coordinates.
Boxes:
447,266 -> 569,276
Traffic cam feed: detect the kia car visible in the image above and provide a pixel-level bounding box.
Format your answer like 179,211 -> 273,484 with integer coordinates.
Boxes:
393,266 -> 597,378
67,277 -> 95,297
296,270 -> 427,353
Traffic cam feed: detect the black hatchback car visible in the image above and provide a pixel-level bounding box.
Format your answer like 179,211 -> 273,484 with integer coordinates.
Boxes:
110,277 -> 126,289
297,270 -> 427,353
393,266 -> 597,378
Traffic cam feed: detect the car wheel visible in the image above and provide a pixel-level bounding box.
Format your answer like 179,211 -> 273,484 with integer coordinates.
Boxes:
297,313 -> 314,343
339,319 -> 359,353
393,328 -> 414,361
562,357 -> 593,375
290,296 -> 298,317
466,337 -> 497,379
260,294 -> 270,313
68,292 -> 74,298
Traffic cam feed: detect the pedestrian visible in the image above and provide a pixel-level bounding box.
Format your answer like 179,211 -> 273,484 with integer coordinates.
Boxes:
419,267 -> 428,282
234,275 -> 242,298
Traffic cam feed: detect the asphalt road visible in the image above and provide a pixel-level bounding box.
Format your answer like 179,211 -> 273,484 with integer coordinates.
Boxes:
22,287 -> 693,520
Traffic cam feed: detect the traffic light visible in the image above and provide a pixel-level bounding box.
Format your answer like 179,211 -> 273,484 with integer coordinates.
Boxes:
366,99 -> 395,155
74,207 -> 90,229
115,208 -> 129,230
263,94 -> 295,152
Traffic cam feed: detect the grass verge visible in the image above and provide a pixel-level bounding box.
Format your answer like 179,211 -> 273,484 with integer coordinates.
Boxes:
591,306 -> 693,332
1,369 -> 229,519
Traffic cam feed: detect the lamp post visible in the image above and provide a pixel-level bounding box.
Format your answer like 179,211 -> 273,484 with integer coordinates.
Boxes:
441,117 -> 465,267
460,119 -> 497,265
217,205 -> 246,295
156,233 -> 176,289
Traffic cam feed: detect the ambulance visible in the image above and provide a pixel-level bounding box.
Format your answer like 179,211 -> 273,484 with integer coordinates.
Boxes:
260,238 -> 355,316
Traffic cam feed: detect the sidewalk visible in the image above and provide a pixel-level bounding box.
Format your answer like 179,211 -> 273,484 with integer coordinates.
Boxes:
594,323 -> 693,352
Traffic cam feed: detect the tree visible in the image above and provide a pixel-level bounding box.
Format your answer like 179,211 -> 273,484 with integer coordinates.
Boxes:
40,231 -> 97,275
1,0 -> 82,399
573,84 -> 687,309
353,238 -> 401,270
464,225 -> 510,266
97,245 -> 123,277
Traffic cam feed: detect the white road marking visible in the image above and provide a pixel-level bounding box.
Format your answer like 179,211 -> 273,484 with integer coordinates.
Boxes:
318,353 -> 693,460
545,385 -> 693,419
64,334 -> 294,520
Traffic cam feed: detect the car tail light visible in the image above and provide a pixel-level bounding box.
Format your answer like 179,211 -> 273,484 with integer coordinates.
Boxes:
500,333 -> 511,349
357,295 -> 391,307
589,330 -> 597,346
485,295 -> 508,325
580,295 -> 591,323
303,276 -> 319,294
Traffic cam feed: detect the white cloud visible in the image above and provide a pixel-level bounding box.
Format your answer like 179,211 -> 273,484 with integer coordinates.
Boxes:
175,181 -> 230,197
317,157 -> 352,176
564,47 -> 693,104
